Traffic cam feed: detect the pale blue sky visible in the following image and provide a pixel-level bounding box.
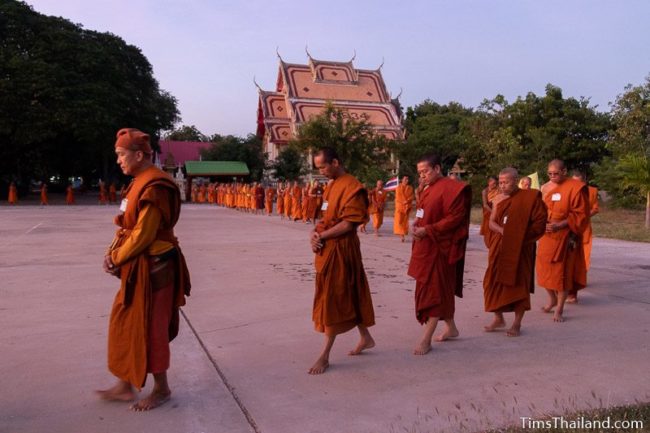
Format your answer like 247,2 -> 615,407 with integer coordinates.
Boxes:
26,0 -> 650,137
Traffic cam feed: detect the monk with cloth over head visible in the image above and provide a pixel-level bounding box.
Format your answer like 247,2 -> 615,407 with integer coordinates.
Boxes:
407,154 -> 471,355
536,159 -> 589,322
569,171 -> 599,299
309,147 -> 376,374
369,180 -> 387,236
394,176 -> 414,242
98,128 -> 191,411
483,168 -> 547,337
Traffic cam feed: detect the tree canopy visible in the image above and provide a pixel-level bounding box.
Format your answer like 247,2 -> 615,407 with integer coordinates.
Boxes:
0,1 -> 179,192
200,134 -> 266,181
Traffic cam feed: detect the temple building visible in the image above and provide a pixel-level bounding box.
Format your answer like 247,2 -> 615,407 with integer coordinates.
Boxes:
256,52 -> 405,161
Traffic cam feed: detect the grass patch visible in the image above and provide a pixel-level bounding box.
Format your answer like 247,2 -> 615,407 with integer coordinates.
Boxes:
470,206 -> 650,243
486,402 -> 650,432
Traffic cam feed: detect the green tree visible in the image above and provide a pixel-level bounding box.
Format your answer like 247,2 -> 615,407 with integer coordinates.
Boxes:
271,146 -> 308,181
596,77 -> 650,227
200,134 -> 266,181
290,103 -> 393,184
165,125 -> 208,142
0,1 -> 179,194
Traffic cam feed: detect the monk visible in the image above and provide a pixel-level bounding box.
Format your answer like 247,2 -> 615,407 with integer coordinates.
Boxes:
254,182 -> 265,214
407,154 -> 471,355
309,147 -> 375,374
66,184 -> 75,205
99,181 -> 108,205
191,184 -> 198,203
394,176 -> 414,242
301,183 -> 311,223
40,182 -> 48,205
109,183 -> 118,204
276,182 -> 285,218
283,183 -> 293,219
98,128 -> 191,411
483,168 -> 547,337
480,176 -> 499,247
8,182 -> 17,205
312,180 -> 324,221
369,180 -> 387,236
265,184 -> 275,216
569,171 -> 600,300
520,176 -> 532,190
536,159 -> 590,322
198,184 -> 206,204
291,181 -> 302,221
358,183 -> 369,233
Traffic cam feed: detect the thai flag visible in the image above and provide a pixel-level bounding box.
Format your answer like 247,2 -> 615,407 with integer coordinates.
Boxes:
383,176 -> 399,191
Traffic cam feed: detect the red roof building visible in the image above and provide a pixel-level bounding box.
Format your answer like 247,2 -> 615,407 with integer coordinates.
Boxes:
156,140 -> 212,170
256,53 -> 405,161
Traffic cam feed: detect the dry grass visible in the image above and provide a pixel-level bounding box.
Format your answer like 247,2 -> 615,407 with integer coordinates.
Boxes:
470,206 -> 650,243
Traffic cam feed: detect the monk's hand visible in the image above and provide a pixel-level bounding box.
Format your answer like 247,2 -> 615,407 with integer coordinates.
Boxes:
546,221 -> 563,233
413,226 -> 427,240
103,255 -> 120,277
310,231 -> 323,252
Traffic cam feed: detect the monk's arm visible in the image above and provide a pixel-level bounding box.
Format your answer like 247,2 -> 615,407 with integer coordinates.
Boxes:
481,188 -> 491,212
110,204 -> 162,267
318,220 -> 356,240
526,198 -> 548,243
425,189 -> 470,238
566,187 -> 590,235
488,202 -> 504,235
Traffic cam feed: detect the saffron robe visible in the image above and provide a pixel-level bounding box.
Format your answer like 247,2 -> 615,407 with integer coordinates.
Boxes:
483,190 -> 547,312
313,173 -> 375,335
66,186 -> 75,205
255,186 -> 265,210
283,188 -> 292,217
536,178 -> 590,292
8,185 -> 17,204
291,186 -> 302,220
583,186 -> 599,270
301,187 -> 310,221
276,187 -> 285,215
109,184 -> 117,203
480,187 -> 499,247
265,187 -> 275,214
407,178 -> 471,323
369,187 -> 387,230
107,166 -> 191,389
393,183 -> 414,235
40,184 -> 48,205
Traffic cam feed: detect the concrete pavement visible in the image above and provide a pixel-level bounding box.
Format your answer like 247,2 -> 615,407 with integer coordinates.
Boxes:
1,204 -> 648,433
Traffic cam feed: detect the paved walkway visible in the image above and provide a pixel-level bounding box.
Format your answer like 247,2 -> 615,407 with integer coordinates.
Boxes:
1,204 -> 648,433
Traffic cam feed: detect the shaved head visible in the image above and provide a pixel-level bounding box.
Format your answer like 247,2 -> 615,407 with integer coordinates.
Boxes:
499,167 -> 519,179
548,159 -> 565,170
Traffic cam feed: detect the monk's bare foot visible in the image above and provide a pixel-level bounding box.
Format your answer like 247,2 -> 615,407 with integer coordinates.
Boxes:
506,325 -> 521,337
484,318 -> 506,332
413,339 -> 432,355
308,356 -> 330,375
435,327 -> 459,342
553,312 -> 565,322
130,390 -> 171,412
566,296 -> 578,304
541,305 -> 555,313
96,384 -> 136,402
349,335 -> 376,355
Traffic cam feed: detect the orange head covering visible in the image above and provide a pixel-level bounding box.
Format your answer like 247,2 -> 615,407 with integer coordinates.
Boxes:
114,128 -> 152,154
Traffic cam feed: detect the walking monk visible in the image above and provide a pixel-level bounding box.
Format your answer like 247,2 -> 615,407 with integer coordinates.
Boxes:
483,168 -> 547,337
40,182 -> 48,205
394,176 -> 414,242
109,183 -> 118,203
309,147 -> 375,374
66,184 -> 75,205
407,154 -> 471,355
369,180 -> 387,236
98,128 -> 191,411
276,182 -> 285,218
265,184 -> 275,216
291,181 -> 302,221
480,176 -> 499,247
8,181 -> 18,205
570,171 -> 599,299
536,159 -> 589,322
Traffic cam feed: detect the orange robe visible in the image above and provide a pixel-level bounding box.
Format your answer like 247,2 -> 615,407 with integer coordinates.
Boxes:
480,187 -> 499,247
265,187 -> 275,214
407,178 -> 471,323
107,166 -> 190,389
301,187 -> 310,221
40,185 -> 48,205
8,185 -> 17,204
313,173 -> 375,335
312,185 -> 324,221
536,178 -> 590,292
198,185 -> 206,203
276,187 -> 285,215
393,183 -> 414,235
99,184 -> 108,204
369,187 -> 387,230
284,188 -> 292,218
66,186 -> 75,205
583,186 -> 599,270
483,190 -> 547,313
255,186 -> 265,210
291,186 -> 302,220
109,184 -> 117,203
191,186 -> 198,203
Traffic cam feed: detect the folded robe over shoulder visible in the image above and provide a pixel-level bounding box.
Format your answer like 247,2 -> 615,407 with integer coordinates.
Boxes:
313,173 -> 375,336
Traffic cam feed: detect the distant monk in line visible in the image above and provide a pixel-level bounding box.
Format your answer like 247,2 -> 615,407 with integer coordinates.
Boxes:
536,159 -> 589,322
99,180 -> 108,205
291,181 -> 302,221
312,180 -> 324,221
407,154 -> 471,355
393,176 -> 414,242
520,176 -> 532,190
284,182 -> 292,219
483,168 -> 546,337
40,182 -> 48,205
265,184 -> 275,216
570,170 -> 599,299
309,147 -> 375,374
369,180 -> 387,236
276,182 -> 285,218
98,128 -> 191,411
8,182 -> 17,205
480,176 -> 499,247
254,182 -> 265,215
109,183 -> 117,204
66,184 -> 75,205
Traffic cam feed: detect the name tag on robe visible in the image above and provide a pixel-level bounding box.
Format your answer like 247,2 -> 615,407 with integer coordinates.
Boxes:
321,201 -> 328,211
119,198 -> 128,213
415,208 -> 424,218
551,193 -> 561,202
503,215 -> 508,225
